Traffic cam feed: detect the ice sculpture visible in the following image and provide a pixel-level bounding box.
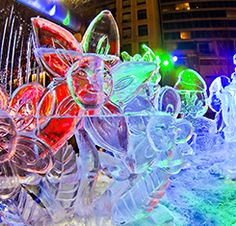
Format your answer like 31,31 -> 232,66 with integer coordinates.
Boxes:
174,69 -> 208,118
9,83 -> 45,131
67,55 -> 112,109
35,54 -> 111,152
120,44 -> 161,101
82,10 -> 120,57
217,76 -> 236,142
209,55 -> 236,142
0,161 -> 19,200
0,110 -> 17,163
173,68 -> 219,154
0,8 -> 235,226
207,56 -> 236,179
110,61 -> 159,106
32,17 -> 82,78
0,109 -> 54,202
0,85 -> 54,204
112,114 -> 193,225
153,86 -> 181,117
209,75 -> 231,133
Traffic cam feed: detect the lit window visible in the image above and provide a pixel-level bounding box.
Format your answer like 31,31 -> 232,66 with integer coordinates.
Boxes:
227,11 -> 236,18
180,31 -> 191,40
175,3 -> 190,11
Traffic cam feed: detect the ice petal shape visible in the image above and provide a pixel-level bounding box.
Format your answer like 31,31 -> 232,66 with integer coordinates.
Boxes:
31,17 -> 81,51
174,69 -> 208,117
147,114 -> 193,154
9,83 -> 45,131
34,48 -> 82,78
31,18 -> 82,78
121,51 -> 132,62
36,80 -> 82,152
121,44 -> 160,65
141,45 -> 158,63
84,101 -> 128,156
11,135 -> 54,174
82,10 -> 120,56
154,86 -> 181,117
175,69 -> 206,91
110,61 -> 157,106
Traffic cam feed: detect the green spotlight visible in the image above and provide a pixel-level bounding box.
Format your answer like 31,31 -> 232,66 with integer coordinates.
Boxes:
163,60 -> 170,66
63,11 -> 70,26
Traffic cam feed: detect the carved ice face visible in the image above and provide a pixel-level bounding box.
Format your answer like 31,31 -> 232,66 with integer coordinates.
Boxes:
0,110 -> 17,163
67,56 -> 112,109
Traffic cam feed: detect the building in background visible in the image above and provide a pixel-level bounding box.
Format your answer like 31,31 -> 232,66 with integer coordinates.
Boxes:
159,0 -> 236,83
74,0 -> 162,55
116,0 -> 161,55
2,0 -> 236,87
89,0 -> 236,83
91,0 -> 236,83
63,0 -> 116,34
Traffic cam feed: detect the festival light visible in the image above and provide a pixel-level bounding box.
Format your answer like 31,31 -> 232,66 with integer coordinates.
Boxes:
16,0 -> 81,31
173,56 -> 178,62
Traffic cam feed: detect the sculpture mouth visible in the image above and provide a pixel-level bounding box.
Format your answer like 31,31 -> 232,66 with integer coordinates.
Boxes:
77,88 -> 104,107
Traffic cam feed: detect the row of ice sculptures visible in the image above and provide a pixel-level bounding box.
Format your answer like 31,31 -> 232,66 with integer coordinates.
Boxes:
0,10 -> 235,225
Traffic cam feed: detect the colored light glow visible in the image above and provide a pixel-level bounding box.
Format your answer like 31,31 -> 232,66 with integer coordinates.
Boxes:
173,56 -> 178,62
163,60 -> 170,66
49,4 -> 56,17
16,0 -> 81,31
63,11 -> 70,26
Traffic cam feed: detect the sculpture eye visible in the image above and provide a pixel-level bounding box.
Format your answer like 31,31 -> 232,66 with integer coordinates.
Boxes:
0,127 -> 8,138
